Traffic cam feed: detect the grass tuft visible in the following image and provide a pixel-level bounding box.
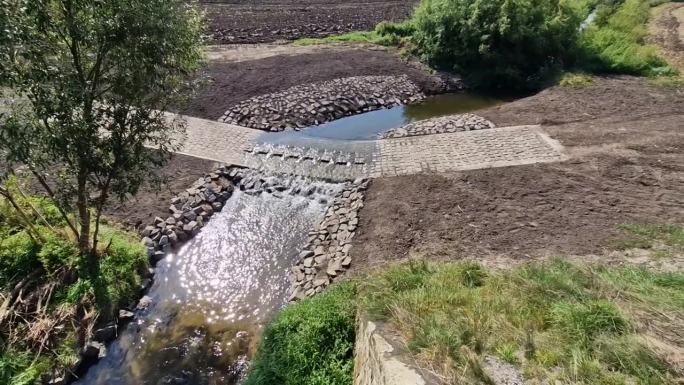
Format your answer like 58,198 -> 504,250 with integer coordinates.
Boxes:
359,260 -> 681,384
559,72 -> 595,87
616,223 -> 684,251
244,282 -> 357,385
294,31 -> 397,46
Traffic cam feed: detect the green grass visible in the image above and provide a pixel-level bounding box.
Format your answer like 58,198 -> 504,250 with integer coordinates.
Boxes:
294,31 -> 397,46
294,21 -> 414,46
577,0 -> 675,77
244,282 -> 357,385
358,260 -> 682,384
559,72 -> 595,87
616,223 -> 684,251
0,189 -> 149,383
650,75 -> 684,88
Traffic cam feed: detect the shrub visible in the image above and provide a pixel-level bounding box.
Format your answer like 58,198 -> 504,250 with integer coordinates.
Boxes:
37,234 -> 78,276
578,0 -> 673,75
0,230 -> 39,286
409,0 -> 582,90
244,282 -> 357,385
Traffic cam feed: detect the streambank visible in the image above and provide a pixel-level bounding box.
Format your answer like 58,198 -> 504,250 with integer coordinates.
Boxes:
71,164 -> 371,384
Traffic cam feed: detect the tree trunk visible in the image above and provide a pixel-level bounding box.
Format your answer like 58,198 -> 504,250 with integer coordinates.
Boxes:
76,171 -> 91,255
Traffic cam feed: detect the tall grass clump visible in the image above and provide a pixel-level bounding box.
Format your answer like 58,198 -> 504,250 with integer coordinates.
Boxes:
244,282 -> 357,385
578,0 -> 673,76
359,260 -> 681,384
0,186 -> 149,382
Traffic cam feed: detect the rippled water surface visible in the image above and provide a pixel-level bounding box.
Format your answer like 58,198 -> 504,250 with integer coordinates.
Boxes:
265,93 -> 509,141
77,182 -> 341,385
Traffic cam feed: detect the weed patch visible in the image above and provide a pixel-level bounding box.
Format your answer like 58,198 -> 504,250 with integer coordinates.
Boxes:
0,191 -> 148,382
244,282 -> 357,385
359,260 -> 681,384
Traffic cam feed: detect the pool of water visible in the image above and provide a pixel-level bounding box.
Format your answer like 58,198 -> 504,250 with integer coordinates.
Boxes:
76,178 -> 342,385
263,92 -> 508,141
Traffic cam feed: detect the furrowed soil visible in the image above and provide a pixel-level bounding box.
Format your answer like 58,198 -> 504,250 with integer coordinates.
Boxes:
350,76 -> 684,271
181,47 -> 443,120
202,0 -> 417,44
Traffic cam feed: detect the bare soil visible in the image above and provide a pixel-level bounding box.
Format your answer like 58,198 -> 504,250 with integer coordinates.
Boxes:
102,154 -> 218,230
201,0 -> 417,44
350,76 -> 684,272
182,48 -> 443,120
648,2 -> 684,71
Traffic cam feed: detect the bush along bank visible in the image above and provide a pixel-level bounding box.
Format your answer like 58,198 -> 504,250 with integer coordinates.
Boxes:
244,282 -> 357,385
578,0 -> 674,76
367,0 -> 677,91
0,180 -> 149,385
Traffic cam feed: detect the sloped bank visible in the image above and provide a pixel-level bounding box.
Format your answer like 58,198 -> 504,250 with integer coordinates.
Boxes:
379,113 -> 495,139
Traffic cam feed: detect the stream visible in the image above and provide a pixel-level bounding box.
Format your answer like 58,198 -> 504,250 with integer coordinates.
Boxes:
266,92 -> 508,141
77,92 -> 509,384
76,179 -> 342,385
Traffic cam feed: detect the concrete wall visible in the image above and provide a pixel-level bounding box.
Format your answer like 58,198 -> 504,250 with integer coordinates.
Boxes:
354,315 -> 433,385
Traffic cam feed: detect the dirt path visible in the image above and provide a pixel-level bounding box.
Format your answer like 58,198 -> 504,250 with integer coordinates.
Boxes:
204,42 -> 379,63
648,2 -> 684,71
350,76 -> 684,272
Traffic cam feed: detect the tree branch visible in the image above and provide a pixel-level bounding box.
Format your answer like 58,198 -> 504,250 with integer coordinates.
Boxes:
28,165 -> 80,240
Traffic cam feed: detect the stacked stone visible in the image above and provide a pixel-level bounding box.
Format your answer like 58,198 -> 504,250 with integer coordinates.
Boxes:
288,179 -> 368,300
380,113 -> 495,139
220,75 -> 425,131
140,166 -> 246,264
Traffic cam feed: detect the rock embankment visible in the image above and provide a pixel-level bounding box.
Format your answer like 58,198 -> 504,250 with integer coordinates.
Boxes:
288,179 -> 368,300
141,167 -> 238,263
220,76 -> 425,131
380,113 -> 496,139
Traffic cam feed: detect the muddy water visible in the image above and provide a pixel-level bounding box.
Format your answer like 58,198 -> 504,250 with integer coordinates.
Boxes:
265,92 -> 509,141
77,180 -> 342,385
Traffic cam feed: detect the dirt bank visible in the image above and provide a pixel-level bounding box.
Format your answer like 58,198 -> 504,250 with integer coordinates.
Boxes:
202,0 -> 417,44
350,76 -> 684,271
102,154 -> 218,230
182,48 -> 442,120
648,2 -> 684,71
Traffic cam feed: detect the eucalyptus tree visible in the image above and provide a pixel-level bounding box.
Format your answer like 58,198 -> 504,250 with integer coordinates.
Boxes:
0,0 -> 203,256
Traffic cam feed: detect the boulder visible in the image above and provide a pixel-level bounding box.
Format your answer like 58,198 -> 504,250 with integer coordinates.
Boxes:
93,324 -> 117,343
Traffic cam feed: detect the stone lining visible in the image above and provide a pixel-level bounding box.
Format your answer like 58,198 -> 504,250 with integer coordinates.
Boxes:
140,166 -> 240,263
219,75 -> 425,131
288,178 -> 369,300
379,113 -> 495,139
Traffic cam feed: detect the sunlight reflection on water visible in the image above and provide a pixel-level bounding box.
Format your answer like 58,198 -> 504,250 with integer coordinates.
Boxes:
77,180 -> 342,385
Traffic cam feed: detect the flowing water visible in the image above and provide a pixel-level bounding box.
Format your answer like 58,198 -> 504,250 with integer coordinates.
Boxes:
265,93 -> 509,141
77,178 -> 343,385
77,92 -> 514,384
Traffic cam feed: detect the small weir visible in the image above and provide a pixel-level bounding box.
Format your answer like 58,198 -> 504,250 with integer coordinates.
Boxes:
76,174 -> 344,385
77,92 -> 514,384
